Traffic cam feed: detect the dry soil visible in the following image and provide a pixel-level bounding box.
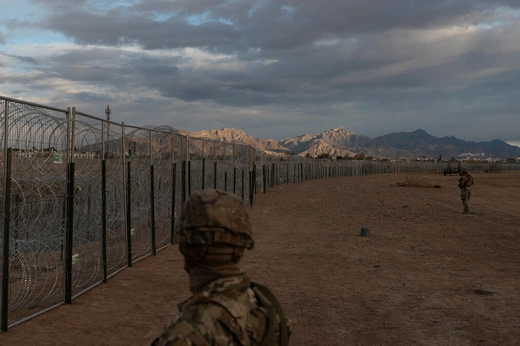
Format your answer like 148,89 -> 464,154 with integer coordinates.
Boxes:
1,171 -> 519,346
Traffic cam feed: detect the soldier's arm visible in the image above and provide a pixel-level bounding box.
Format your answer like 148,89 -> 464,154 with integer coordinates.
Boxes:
151,306 -> 213,346
151,320 -> 209,346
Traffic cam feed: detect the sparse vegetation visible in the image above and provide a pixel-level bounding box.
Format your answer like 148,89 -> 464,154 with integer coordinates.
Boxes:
395,173 -> 441,188
316,153 -> 332,159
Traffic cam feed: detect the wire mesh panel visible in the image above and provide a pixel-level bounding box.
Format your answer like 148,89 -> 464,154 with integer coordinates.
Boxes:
172,134 -> 185,225
97,121 -> 128,279
214,142 -> 233,193
69,113 -> 109,297
251,149 -> 261,195
150,128 -> 174,250
234,144 -> 250,205
125,126 -> 153,262
201,140 -> 215,191
1,99 -> 69,326
187,137 -> 205,195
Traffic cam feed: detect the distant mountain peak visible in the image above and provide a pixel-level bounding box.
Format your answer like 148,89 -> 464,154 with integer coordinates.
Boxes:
181,127 -> 520,159
327,127 -> 356,134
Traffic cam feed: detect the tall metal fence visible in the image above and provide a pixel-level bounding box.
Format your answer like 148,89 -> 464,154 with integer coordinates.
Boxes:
1,96 -> 518,331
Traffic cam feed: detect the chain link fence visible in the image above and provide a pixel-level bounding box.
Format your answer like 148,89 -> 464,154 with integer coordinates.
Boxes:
1,96 -> 519,331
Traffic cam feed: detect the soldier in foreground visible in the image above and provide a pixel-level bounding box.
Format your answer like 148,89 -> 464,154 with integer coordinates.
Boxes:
458,167 -> 474,214
152,189 -> 291,346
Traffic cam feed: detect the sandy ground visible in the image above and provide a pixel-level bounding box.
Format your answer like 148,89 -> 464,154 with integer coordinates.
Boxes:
1,171 -> 519,346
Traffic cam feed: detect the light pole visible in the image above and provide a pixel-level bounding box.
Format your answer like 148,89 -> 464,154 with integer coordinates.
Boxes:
105,105 -> 111,121
105,105 -> 111,159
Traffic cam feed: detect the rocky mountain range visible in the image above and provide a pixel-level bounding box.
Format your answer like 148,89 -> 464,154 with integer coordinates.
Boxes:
185,127 -> 520,160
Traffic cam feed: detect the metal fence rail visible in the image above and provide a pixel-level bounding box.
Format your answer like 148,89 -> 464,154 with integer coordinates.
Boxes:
1,95 -> 518,331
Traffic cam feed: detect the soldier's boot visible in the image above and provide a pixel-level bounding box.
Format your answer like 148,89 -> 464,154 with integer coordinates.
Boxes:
463,208 -> 469,214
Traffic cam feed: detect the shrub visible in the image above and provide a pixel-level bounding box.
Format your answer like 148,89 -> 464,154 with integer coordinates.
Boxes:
395,174 -> 441,188
317,153 -> 332,159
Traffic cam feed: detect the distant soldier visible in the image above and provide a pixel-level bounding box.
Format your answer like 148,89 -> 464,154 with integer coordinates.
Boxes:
152,189 -> 291,346
458,167 -> 474,214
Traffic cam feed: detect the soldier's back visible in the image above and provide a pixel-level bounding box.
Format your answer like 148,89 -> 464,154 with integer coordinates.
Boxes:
152,275 -> 290,346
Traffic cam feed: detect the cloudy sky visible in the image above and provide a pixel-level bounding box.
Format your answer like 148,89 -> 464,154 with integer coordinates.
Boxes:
0,0 -> 519,146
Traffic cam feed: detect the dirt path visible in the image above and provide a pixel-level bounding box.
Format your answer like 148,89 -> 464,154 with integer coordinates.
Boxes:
1,171 -> 519,345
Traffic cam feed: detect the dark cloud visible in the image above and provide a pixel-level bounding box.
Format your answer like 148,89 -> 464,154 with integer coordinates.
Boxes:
1,0 -> 514,142
52,48 -> 120,64
72,91 -> 109,103
2,18 -> 34,30
4,53 -> 39,65
43,11 -> 240,50
34,0 -> 516,52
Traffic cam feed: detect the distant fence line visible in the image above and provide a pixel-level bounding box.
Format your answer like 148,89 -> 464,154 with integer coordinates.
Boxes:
1,95 -> 518,331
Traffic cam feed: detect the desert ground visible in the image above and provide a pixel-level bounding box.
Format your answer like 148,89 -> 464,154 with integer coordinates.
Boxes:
1,170 -> 519,346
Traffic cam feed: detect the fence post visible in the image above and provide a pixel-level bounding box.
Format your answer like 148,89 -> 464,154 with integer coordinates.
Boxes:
187,135 -> 191,197
272,163 -> 275,187
213,161 -> 218,189
1,147 -> 12,331
263,165 -> 267,194
126,160 -> 133,267
202,157 -> 205,190
249,164 -> 255,205
171,162 -> 176,244
241,169 -> 245,201
1,100 -> 9,332
253,164 -> 256,196
249,170 -> 253,206
188,160 -> 192,196
150,164 -> 156,256
271,162 -> 280,186
224,171 -> 228,192
213,141 -> 217,189
101,159 -> 107,283
149,130 -> 156,255
201,140 -> 205,190
64,107 -> 77,305
233,167 -> 237,194
65,161 -> 75,304
232,143 -> 236,194
181,160 -> 186,203
66,107 -> 71,163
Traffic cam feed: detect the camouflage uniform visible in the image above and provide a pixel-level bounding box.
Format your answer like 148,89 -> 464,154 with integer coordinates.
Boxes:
458,167 -> 474,214
152,190 -> 291,346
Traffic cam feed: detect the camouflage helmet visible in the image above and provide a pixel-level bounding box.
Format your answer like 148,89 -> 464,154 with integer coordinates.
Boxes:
174,189 -> 254,249
461,167 -> 469,173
